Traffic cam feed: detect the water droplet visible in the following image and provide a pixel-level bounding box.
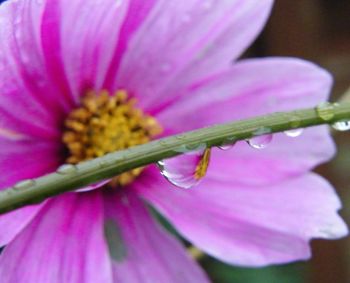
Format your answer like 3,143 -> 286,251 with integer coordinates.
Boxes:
284,128 -> 304,137
157,148 -> 211,189
316,102 -> 335,121
332,120 -> 350,131
13,179 -> 35,190
98,160 -> 108,168
253,126 -> 272,136
218,144 -> 234,150
57,164 -> 77,175
247,134 -> 273,149
218,137 -> 236,150
159,140 -> 168,146
175,134 -> 186,141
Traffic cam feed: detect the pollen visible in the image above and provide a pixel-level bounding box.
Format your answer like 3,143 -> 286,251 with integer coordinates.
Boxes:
62,90 -> 162,186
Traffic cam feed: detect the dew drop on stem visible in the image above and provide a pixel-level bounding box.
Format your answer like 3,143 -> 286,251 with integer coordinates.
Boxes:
157,147 -> 211,189
284,128 -> 304,137
332,120 -> 350,131
316,102 -> 335,121
13,179 -> 35,190
247,134 -> 273,149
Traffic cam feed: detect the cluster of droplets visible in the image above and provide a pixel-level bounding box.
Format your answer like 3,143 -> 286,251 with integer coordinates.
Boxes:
10,101 -> 350,192
155,126 -> 305,190
316,102 -> 350,131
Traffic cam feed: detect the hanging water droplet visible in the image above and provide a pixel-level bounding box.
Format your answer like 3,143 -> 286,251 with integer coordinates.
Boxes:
57,164 -> 77,175
284,128 -> 304,137
157,148 -> 211,189
316,102 -> 335,121
247,134 -> 273,149
218,144 -> 234,150
332,120 -> 350,131
13,179 -> 35,190
218,137 -> 236,150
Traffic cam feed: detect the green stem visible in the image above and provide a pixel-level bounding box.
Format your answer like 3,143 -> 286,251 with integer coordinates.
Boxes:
0,102 -> 349,214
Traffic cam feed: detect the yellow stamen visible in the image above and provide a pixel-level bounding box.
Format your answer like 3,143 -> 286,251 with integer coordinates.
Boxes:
63,90 -> 162,186
194,148 -> 211,180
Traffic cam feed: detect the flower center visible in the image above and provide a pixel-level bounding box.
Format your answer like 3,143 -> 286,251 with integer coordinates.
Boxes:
62,90 -> 162,186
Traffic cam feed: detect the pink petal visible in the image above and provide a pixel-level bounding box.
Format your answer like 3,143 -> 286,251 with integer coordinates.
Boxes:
157,58 -> 335,185
116,0 -> 273,113
0,137 -> 61,189
43,0 -> 129,98
0,0 -> 66,139
104,190 -> 210,283
103,0 -> 158,90
0,192 -> 113,283
0,0 -> 130,139
135,169 -> 348,266
158,58 -> 333,131
207,126 -> 335,186
0,204 -> 43,247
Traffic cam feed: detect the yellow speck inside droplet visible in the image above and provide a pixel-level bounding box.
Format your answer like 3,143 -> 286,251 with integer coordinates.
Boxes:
62,90 -> 162,186
194,148 -> 211,180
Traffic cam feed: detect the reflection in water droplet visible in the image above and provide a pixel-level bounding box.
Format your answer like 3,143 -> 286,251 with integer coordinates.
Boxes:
247,134 -> 273,149
284,128 -> 304,138
218,144 -> 234,150
157,147 -> 211,189
14,179 -> 35,190
316,102 -> 335,121
218,137 -> 236,150
57,164 -> 77,175
332,120 -> 350,131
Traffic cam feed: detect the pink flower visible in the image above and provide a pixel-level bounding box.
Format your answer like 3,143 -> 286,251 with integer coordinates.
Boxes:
0,0 -> 347,282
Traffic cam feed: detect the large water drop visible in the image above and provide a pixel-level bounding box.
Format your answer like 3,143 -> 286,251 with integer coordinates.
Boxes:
157,147 -> 211,189
247,134 -> 273,149
332,120 -> 350,131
